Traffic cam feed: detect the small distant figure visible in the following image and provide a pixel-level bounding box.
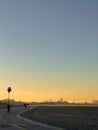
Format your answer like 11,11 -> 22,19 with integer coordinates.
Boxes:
24,103 -> 27,108
7,104 -> 11,112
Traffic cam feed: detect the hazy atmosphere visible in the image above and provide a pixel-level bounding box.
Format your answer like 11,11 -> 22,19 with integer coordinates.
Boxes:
0,0 -> 98,102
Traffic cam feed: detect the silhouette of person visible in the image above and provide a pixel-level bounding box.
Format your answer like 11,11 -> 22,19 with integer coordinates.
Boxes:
7,104 -> 11,112
24,103 -> 27,108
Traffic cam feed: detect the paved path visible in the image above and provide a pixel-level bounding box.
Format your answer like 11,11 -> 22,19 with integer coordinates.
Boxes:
0,106 -> 65,130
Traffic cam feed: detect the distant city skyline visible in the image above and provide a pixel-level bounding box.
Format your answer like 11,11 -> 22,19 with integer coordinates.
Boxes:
0,0 -> 98,102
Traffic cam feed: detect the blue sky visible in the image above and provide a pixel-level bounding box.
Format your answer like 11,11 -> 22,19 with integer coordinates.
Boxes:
0,0 -> 98,102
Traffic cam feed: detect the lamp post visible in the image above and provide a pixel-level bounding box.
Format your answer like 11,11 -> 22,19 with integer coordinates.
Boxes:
7,87 -> 12,112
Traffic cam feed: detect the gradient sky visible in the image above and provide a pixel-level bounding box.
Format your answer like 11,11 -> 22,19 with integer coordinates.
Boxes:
0,0 -> 98,102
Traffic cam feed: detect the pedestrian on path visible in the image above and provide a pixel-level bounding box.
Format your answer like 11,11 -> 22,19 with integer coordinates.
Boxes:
7,104 -> 11,112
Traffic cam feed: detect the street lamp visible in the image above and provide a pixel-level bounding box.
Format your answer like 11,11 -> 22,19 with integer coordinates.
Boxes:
7,86 -> 12,112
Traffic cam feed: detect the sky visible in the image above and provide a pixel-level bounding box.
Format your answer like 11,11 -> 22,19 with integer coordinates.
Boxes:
0,0 -> 98,102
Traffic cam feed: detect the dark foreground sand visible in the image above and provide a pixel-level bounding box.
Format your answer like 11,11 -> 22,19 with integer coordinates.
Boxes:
20,106 -> 98,130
